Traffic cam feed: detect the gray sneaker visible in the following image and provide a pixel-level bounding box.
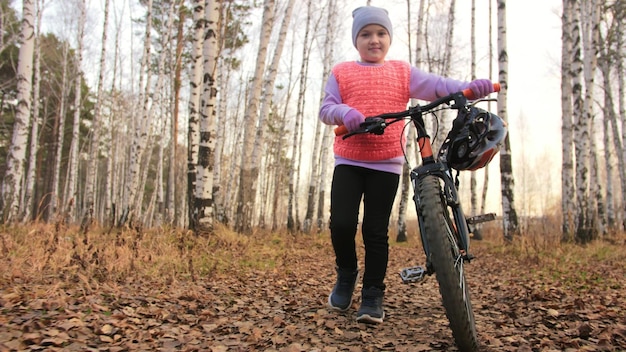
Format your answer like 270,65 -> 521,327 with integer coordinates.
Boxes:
356,286 -> 385,324
328,267 -> 359,311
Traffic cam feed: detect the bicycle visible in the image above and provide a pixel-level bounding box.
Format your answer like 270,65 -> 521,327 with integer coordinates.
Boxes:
335,83 -> 505,352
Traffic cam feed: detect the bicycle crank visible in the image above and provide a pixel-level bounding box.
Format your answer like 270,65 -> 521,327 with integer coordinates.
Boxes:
400,266 -> 428,284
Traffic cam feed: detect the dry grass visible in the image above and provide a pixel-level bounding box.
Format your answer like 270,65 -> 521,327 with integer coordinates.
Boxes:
473,220 -> 626,292
1,220 -> 624,291
0,223 -> 327,288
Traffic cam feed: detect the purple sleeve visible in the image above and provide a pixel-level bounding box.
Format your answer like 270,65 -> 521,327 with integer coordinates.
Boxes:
409,67 -> 470,101
319,73 -> 354,126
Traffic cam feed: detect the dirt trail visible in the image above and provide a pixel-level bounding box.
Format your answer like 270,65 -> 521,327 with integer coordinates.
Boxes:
1,235 -> 625,351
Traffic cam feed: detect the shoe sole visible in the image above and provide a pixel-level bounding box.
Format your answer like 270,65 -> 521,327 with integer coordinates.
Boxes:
327,271 -> 360,312
356,312 -> 385,324
327,294 -> 351,311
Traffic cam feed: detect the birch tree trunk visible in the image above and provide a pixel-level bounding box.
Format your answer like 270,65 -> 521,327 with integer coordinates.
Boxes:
50,42 -> 70,222
396,0 -> 425,242
317,0 -> 339,233
22,0 -> 43,221
431,0 -> 456,154
598,21 -> 622,231
396,0 -> 413,243
572,0 -> 593,243
82,0 -> 110,230
581,0 -> 603,236
187,0 -> 204,230
496,0 -> 519,241
103,3 -> 125,227
469,0 -> 477,221
195,0 -> 220,233
561,0 -> 576,239
617,7 -> 626,230
235,0 -> 274,234
1,0 -> 35,222
64,0 -> 86,224
122,0 -> 153,225
288,0 -> 314,233
135,0 -> 176,226
599,60 -> 617,229
295,3 -> 330,235
478,0 -> 496,237
271,37 -> 297,230
258,0 -> 295,229
468,0 -> 487,241
168,3 -> 185,224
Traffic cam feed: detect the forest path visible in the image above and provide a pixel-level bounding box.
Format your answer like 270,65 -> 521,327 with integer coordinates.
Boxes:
1,230 -> 625,351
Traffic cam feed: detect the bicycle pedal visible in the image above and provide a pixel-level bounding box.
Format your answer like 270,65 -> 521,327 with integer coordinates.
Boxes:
467,213 -> 497,224
400,266 -> 427,284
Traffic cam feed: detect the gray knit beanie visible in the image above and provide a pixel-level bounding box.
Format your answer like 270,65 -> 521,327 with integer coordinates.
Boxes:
351,6 -> 393,47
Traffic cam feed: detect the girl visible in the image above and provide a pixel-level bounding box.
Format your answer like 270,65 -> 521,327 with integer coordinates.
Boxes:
319,5 -> 495,324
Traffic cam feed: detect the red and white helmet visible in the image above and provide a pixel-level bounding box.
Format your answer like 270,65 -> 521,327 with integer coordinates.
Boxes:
439,107 -> 507,171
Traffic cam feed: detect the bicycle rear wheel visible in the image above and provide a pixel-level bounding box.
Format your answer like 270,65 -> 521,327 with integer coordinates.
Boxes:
415,175 -> 478,352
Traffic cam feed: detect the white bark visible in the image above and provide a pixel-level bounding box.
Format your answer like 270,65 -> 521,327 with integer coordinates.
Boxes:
617,10 -> 626,230
84,0 -> 110,227
497,0 -> 519,240
64,0 -> 86,223
469,0 -> 477,218
123,0 -> 153,224
22,0 -> 44,221
236,0 -> 275,233
2,0 -> 35,221
50,42 -> 70,221
572,0 -> 597,242
317,0 -> 339,233
561,0 -> 576,238
599,60 -> 619,230
195,0 -> 220,232
582,0 -> 603,235
187,0 -> 204,229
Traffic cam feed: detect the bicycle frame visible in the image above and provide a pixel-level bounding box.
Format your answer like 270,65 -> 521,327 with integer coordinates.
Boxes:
407,97 -> 473,269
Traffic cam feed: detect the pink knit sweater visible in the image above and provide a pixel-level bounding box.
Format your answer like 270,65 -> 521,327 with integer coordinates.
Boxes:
332,61 -> 410,161
319,60 -> 470,174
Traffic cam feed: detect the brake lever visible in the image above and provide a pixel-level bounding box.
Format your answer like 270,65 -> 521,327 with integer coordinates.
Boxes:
470,98 -> 497,106
341,117 -> 386,139
362,117 -> 386,135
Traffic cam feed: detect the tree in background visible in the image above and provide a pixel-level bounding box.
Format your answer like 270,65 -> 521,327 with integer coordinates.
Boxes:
496,0 -> 519,241
235,0 -> 274,234
187,0 -> 204,231
560,0 -> 622,243
81,0 -> 110,231
195,0 -> 221,233
21,0 -> 44,222
561,0 -> 576,240
1,0 -> 34,221
65,0 -> 86,224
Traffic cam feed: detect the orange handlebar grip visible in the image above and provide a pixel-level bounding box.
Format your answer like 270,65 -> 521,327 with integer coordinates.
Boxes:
462,82 -> 501,100
334,125 -> 348,136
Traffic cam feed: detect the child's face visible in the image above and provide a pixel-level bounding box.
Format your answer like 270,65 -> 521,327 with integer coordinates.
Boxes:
355,24 -> 390,64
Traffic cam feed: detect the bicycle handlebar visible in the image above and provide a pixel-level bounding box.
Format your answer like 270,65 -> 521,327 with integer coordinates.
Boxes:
333,82 -> 501,136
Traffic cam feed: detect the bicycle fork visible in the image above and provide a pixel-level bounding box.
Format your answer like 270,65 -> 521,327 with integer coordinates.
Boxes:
400,116 -> 474,284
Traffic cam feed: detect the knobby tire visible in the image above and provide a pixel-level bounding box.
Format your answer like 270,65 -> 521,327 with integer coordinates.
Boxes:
416,175 -> 478,352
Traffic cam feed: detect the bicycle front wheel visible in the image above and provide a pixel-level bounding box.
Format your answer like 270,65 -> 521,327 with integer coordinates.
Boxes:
416,175 -> 478,352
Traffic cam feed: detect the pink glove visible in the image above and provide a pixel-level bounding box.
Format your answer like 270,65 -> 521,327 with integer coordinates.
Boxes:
468,79 -> 494,99
343,109 -> 365,132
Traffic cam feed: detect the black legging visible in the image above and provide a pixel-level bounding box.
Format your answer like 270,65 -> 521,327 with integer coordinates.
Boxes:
329,164 -> 400,289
